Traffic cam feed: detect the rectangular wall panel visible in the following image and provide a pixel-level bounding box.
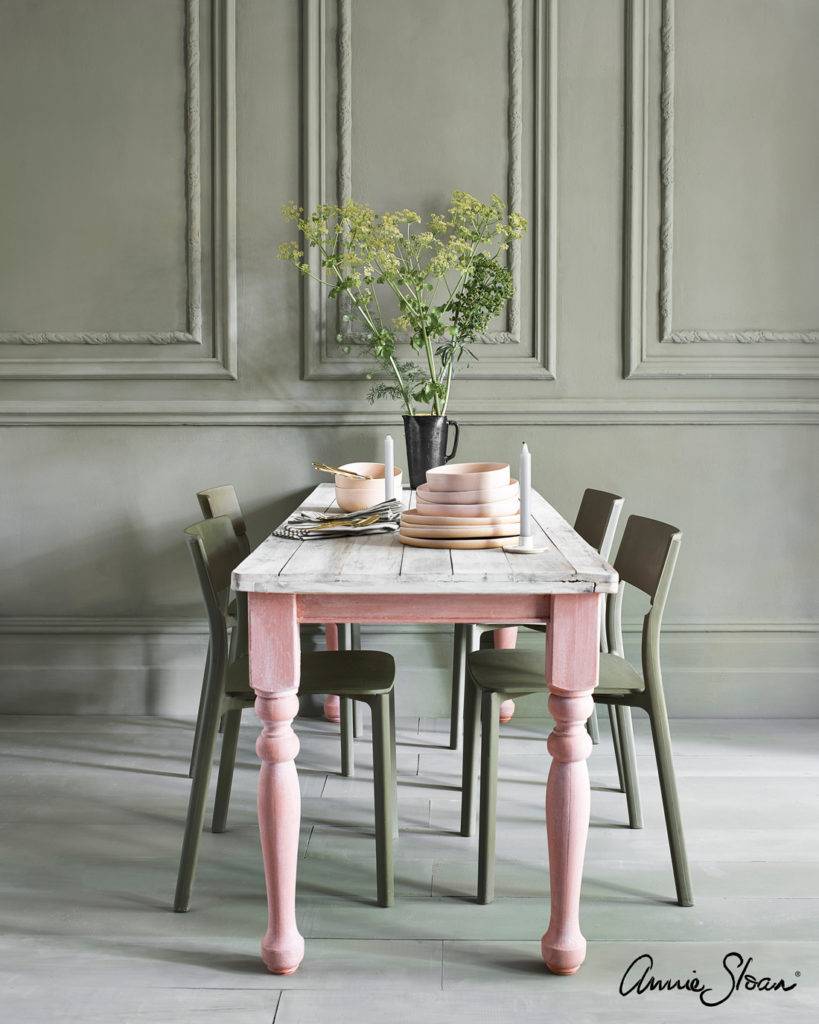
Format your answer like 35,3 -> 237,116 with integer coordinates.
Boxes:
624,0 -> 819,377
0,0 -> 236,379
298,0 -> 557,383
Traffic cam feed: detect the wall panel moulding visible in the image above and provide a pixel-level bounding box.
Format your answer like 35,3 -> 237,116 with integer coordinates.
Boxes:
298,0 -> 557,386
0,0 -> 237,381
623,0 -> 819,379
1,396 -> 818,427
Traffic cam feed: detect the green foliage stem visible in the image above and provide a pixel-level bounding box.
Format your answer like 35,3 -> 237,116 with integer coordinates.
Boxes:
279,192 -> 527,415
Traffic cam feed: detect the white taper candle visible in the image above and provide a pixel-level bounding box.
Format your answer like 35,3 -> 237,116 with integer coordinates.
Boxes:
519,442 -> 531,540
384,434 -> 394,500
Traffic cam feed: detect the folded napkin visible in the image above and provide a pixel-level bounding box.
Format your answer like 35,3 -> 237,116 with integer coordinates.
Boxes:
273,499 -> 403,540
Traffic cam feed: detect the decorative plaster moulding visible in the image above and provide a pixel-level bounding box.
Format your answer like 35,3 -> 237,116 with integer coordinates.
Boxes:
623,0 -> 819,378
0,0 -> 237,381
299,0 -> 557,384
1,397 -> 817,426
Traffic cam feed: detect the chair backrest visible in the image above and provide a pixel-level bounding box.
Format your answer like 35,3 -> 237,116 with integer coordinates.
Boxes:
197,485 -> 250,557
613,515 -> 681,603
607,514 -> 682,663
573,488 -> 624,560
185,515 -> 245,654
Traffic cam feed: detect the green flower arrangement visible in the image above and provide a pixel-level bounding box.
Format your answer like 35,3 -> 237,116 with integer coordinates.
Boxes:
278,191 -> 527,416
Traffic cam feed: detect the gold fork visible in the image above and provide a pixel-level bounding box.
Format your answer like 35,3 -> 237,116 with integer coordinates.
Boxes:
312,461 -> 372,480
310,513 -> 381,531
288,512 -> 382,536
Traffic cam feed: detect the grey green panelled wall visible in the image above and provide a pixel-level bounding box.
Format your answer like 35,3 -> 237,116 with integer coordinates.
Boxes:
0,0 -> 816,717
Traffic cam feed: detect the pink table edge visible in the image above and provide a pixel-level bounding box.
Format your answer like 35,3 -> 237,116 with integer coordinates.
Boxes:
247,589 -> 602,978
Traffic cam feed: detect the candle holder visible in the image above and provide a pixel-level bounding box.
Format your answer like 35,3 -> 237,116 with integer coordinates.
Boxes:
503,535 -> 548,555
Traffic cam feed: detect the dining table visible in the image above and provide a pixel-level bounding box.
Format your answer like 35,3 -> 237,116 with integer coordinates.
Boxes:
232,481 -> 619,977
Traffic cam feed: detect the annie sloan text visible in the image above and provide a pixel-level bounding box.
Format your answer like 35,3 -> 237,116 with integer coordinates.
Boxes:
619,952 -> 798,1007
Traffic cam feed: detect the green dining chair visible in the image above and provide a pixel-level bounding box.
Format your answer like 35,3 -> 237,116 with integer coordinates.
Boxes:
460,514 -> 693,908
194,485 -> 360,777
174,514 -> 398,913
448,488 -> 624,750
186,487 -> 251,775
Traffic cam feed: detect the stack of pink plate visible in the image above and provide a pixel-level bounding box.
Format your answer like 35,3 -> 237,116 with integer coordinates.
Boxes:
399,462 -> 520,549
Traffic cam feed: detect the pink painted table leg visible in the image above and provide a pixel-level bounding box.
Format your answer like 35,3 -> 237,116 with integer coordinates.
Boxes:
541,593 -> 601,975
249,593 -> 305,975
322,623 -> 340,722
493,626 -> 518,722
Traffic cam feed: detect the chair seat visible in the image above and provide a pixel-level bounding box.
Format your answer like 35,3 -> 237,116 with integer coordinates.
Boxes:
467,648 -> 549,697
468,647 -> 645,700
301,651 -> 395,696
224,650 -> 395,700
225,658 -> 255,699
596,652 -> 645,698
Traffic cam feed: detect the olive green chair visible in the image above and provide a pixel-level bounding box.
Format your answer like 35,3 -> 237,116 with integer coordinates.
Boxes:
194,485 -> 361,777
174,514 -> 398,913
448,488 -> 624,750
186,487 -> 250,775
460,514 -> 693,908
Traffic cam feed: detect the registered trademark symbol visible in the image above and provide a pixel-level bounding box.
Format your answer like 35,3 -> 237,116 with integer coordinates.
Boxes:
795,971 -> 801,977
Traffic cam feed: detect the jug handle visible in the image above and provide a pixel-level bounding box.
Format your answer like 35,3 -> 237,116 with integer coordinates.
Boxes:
445,419 -> 460,463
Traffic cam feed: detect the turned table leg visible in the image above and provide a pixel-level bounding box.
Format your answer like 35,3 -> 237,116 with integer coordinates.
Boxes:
541,593 -> 600,975
249,593 -> 305,975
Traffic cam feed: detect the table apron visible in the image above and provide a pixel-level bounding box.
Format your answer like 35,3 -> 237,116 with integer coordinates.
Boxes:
293,592 -> 553,624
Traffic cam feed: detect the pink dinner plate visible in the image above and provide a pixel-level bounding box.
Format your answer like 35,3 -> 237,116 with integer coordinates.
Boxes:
398,533 -> 513,549
425,462 -> 510,493
415,480 -> 519,504
399,522 -> 520,539
412,496 -> 520,518
401,511 -> 519,527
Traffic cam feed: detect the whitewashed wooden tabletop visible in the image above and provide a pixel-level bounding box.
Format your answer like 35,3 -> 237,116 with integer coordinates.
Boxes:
232,483 -> 618,596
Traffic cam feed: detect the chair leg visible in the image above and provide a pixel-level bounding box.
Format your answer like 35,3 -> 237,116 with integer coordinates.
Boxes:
189,640 -> 211,777
460,670 -> 481,837
337,624 -> 356,774
339,696 -> 355,778
586,705 -> 600,744
211,706 -> 242,833
477,690 -> 501,904
615,705 -> 643,829
608,703 -> 626,792
369,694 -> 395,908
389,688 -> 398,839
449,624 -> 468,750
648,709 -> 693,907
174,662 -> 224,912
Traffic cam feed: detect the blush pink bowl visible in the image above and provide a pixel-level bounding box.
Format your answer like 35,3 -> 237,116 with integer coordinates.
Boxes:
425,462 -> 511,494
334,463 -> 402,511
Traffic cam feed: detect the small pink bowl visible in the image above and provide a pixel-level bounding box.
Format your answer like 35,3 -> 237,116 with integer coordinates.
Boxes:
334,463 -> 402,511
425,462 -> 510,494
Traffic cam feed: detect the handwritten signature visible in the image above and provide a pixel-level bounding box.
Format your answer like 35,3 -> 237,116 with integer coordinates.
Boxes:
619,952 -> 798,1007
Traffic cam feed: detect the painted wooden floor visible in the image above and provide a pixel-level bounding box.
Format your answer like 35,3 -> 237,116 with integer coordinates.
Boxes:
1,712 -> 817,1023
